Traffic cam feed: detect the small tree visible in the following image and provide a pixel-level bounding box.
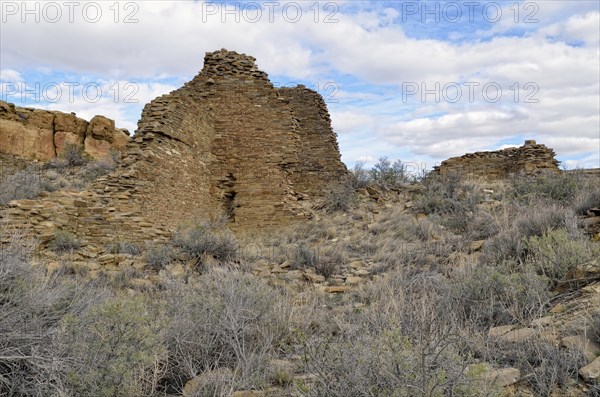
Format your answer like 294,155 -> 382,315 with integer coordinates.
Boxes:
370,157 -> 407,189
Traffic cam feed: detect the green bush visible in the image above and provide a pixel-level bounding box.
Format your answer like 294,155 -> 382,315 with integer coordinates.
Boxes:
145,243 -> 176,270
302,272 -> 501,397
369,157 -> 408,189
470,337 -> 586,396
145,244 -> 177,270
524,228 -> 599,282
508,171 -> 584,204
0,228 -> 104,397
81,158 -> 117,182
107,241 -> 142,256
349,162 -> 371,189
414,173 -> 481,218
591,309 -> 600,343
452,261 -> 551,327
481,205 -> 579,263
61,296 -> 166,397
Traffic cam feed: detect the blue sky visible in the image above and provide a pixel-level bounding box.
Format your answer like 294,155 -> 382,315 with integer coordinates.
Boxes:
1,0 -> 599,171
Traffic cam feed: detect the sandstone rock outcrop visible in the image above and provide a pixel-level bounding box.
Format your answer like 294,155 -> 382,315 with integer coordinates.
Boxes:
434,140 -> 560,179
1,49 -> 348,254
0,100 -> 130,160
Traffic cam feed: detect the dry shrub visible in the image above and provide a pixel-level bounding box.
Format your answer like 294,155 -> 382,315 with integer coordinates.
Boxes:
161,267 -> 294,393
481,204 -> 579,263
509,170 -> 585,204
574,188 -> 600,215
172,218 -> 237,262
300,271 -> 501,397
324,178 -> 358,212
0,166 -> 48,205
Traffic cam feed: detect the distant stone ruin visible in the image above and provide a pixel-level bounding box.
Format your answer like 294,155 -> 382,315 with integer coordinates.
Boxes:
434,140 -> 560,179
0,101 -> 130,160
0,49 -> 347,250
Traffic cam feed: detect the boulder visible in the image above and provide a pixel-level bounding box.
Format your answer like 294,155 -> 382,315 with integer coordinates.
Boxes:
579,356 -> 600,381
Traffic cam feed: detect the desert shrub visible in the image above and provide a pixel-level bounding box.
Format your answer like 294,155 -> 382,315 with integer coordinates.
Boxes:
369,156 -> 408,189
49,230 -> 82,253
0,166 -> 46,205
292,244 -> 344,277
349,161 -> 371,188
452,261 -> 551,327
0,228 -> 105,397
60,143 -> 91,167
574,188 -> 600,215
508,171 -> 584,204
107,240 -> 142,256
302,272 -> 500,397
466,210 -> 500,240
80,158 -> 117,182
145,243 -> 176,269
414,173 -> 481,218
324,178 -> 358,212
587,384 -> 600,397
293,243 -> 317,268
524,228 -> 599,282
172,218 -> 237,262
161,268 -> 293,392
591,309 -> 600,343
45,156 -> 69,170
60,295 -> 166,397
481,205 -> 579,263
471,337 -> 586,396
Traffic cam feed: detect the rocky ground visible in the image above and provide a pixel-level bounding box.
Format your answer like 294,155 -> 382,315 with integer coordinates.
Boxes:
1,160 -> 600,397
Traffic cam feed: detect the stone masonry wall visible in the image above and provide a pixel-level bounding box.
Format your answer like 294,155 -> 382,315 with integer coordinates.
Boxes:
1,49 -> 348,258
132,49 -> 347,229
434,140 -> 560,179
279,86 -> 347,196
0,100 -> 131,160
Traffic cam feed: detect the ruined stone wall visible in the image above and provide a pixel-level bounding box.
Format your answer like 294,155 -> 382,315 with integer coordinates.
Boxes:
132,49 -> 346,229
434,140 -> 560,179
279,86 -> 347,195
0,100 -> 130,160
1,49 -> 348,253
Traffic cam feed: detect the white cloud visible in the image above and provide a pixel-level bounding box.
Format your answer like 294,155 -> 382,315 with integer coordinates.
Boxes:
0,69 -> 22,82
1,1 -> 598,169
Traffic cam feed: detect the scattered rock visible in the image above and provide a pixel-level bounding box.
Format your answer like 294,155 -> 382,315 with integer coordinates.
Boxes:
469,240 -> 486,252
579,356 -> 600,381
183,368 -> 233,397
321,286 -> 350,293
487,367 -> 521,387
561,335 -> 600,363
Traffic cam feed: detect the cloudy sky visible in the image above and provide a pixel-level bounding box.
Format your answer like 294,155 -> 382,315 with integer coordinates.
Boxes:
1,0 -> 599,171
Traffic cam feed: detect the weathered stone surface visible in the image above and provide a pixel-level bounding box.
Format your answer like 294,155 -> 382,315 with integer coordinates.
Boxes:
489,367 -> 521,387
0,100 -> 130,160
435,140 -> 560,180
561,335 -> 600,363
489,326 -> 536,342
183,367 -> 233,397
0,102 -> 56,160
0,49 -> 347,259
132,48 -> 347,230
579,356 -> 600,381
